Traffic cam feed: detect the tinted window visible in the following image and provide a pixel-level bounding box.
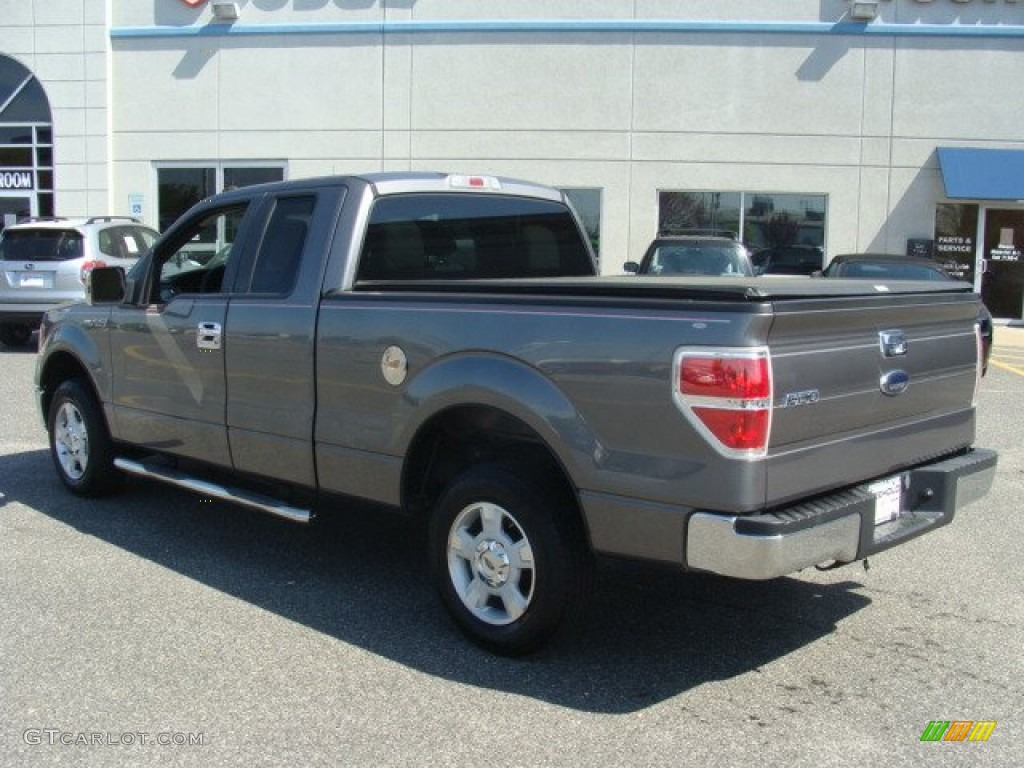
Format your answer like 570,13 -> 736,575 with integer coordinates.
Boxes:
158,167 -> 216,232
357,194 -> 594,281
249,196 -> 314,295
754,246 -> 823,275
0,229 -> 82,261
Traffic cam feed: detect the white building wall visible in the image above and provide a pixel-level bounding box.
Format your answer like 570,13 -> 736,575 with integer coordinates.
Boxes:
3,1 -> 1022,272
0,0 -> 109,216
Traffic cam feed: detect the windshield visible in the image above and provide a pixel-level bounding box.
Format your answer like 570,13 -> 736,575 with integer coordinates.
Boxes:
645,242 -> 752,276
0,229 -> 84,261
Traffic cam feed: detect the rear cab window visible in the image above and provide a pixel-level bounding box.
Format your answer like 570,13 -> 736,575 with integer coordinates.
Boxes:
356,193 -> 594,282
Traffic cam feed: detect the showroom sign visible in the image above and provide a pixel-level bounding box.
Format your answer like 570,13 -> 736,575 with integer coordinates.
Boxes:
0,172 -> 32,190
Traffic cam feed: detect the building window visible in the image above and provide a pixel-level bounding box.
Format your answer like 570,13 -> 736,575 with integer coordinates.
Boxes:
658,190 -> 827,254
0,55 -> 54,228
157,164 -> 284,232
934,203 -> 978,283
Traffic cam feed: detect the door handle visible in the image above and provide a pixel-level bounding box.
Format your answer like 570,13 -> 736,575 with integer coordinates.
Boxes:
197,321 -> 222,350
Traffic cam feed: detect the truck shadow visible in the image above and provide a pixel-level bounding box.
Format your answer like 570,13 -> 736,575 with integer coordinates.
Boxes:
2,448 -> 871,714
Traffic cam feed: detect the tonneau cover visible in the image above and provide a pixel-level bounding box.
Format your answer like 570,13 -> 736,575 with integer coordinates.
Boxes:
354,275 -> 977,302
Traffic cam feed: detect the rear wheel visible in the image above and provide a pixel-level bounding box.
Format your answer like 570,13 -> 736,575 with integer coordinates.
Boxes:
429,463 -> 591,656
0,323 -> 33,347
47,379 -> 121,496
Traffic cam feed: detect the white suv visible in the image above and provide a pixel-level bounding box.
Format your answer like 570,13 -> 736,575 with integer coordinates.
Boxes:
0,217 -> 158,347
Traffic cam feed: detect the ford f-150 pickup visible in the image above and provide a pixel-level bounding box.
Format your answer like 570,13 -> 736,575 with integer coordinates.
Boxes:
35,172 -> 997,654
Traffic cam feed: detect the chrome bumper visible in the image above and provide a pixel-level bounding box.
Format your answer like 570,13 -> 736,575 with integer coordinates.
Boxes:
685,448 -> 998,580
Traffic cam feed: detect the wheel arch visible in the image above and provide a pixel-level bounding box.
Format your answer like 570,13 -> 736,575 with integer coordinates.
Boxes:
37,349 -> 98,424
36,314 -> 109,422
401,402 -> 591,549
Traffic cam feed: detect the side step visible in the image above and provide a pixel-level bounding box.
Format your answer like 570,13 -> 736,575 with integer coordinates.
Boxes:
113,457 -> 312,524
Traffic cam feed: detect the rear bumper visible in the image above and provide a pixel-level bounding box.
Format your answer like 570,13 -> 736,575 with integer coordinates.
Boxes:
685,448 -> 998,580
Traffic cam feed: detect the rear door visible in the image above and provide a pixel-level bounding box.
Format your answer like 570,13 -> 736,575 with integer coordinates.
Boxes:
223,186 -> 346,488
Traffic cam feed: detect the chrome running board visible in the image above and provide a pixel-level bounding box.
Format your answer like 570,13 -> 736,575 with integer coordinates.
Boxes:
113,457 -> 312,524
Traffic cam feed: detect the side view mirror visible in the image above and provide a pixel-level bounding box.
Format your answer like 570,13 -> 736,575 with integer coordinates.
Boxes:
810,269 -> 824,278
87,266 -> 126,304
623,261 -> 640,274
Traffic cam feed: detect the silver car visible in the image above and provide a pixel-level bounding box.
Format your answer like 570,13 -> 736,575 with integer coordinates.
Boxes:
0,217 -> 158,347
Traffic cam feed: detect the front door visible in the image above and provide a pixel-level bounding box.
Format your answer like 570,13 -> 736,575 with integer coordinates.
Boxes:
980,208 -> 1024,319
108,202 -> 254,466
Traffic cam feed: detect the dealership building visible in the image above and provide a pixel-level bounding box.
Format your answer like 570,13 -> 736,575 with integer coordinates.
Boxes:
2,0 -> 1023,316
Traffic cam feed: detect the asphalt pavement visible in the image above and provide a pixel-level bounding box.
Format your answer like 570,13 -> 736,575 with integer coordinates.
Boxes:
1,337 -> 1022,768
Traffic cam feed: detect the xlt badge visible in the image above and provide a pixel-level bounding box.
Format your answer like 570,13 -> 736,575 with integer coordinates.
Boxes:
780,389 -> 820,408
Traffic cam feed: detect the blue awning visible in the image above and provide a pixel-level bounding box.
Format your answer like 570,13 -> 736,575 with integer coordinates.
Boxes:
938,147 -> 1024,201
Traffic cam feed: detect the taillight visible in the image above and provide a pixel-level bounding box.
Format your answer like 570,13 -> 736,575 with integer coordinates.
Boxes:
80,260 -> 106,284
673,348 -> 772,458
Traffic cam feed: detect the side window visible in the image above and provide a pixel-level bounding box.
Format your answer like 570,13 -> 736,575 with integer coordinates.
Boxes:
249,196 -> 314,295
122,227 -> 158,259
154,205 -> 248,302
98,229 -> 115,257
99,226 -> 157,260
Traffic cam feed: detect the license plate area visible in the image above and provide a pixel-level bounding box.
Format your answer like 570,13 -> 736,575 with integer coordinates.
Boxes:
869,475 -> 905,525
18,272 -> 54,289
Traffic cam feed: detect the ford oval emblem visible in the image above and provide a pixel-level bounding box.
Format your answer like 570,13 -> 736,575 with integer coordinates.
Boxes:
879,370 -> 910,396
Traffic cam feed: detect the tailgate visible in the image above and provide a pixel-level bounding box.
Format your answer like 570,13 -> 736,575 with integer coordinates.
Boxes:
764,289 -> 982,506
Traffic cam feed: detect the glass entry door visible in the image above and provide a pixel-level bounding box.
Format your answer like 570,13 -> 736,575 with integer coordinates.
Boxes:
981,208 -> 1024,319
0,193 -> 33,233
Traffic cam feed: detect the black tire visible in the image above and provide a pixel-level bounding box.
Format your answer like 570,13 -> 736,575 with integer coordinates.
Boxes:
47,378 -> 121,497
0,323 -> 33,348
429,463 -> 592,656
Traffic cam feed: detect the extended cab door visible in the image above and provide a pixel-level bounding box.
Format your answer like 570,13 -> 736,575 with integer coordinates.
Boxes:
107,200 -> 258,466
222,186 -> 346,488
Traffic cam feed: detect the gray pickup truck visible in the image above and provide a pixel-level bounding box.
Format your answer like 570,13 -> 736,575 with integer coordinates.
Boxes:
35,172 -> 997,655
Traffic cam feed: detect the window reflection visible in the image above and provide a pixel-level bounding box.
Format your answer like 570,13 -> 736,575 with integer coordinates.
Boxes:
658,190 -> 826,255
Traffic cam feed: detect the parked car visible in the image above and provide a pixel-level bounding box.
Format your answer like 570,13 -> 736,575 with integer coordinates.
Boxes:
624,234 -> 753,276
821,252 -> 959,281
819,253 -> 993,373
751,245 -> 823,275
0,216 -> 158,347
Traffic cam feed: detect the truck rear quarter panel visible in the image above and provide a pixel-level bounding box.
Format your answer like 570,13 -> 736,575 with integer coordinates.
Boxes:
313,292 -> 774,513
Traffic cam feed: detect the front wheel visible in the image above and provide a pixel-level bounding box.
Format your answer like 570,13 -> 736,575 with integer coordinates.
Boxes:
47,379 -> 121,497
429,463 -> 592,656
